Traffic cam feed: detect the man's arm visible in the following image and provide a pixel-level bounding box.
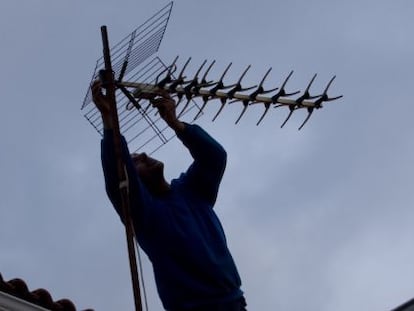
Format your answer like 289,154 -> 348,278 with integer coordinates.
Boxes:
151,92 -> 227,205
176,124 -> 227,205
92,81 -> 154,227
101,130 -> 154,224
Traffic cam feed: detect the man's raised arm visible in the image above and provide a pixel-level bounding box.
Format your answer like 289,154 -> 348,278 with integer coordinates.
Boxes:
150,92 -> 227,205
91,81 -> 153,226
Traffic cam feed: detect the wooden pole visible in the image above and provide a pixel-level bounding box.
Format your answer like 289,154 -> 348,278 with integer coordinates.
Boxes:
100,25 -> 143,311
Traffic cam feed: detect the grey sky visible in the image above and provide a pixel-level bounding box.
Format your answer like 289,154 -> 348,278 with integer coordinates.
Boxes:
1,0 -> 413,310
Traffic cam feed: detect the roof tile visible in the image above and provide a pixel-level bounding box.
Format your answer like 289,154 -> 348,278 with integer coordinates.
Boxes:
0,273 -> 94,311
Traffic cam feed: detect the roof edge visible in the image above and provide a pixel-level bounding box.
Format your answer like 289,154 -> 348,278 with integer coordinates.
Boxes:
0,291 -> 50,311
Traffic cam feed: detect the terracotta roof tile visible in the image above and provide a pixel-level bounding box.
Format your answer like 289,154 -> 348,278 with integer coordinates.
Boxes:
0,272 -> 94,311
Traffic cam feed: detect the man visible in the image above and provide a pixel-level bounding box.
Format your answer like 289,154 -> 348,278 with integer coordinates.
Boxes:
92,81 -> 247,311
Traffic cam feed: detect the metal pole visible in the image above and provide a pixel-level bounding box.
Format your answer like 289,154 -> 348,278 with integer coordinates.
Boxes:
100,25 -> 143,311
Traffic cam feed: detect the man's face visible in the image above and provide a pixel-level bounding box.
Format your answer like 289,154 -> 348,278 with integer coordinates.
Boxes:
131,153 -> 164,182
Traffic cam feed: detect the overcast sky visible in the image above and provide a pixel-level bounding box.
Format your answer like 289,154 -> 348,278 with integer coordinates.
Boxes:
1,1 -> 414,310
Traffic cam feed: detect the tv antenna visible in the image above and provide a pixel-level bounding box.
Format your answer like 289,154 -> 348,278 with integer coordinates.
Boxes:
82,3 -> 342,155
81,2 -> 342,310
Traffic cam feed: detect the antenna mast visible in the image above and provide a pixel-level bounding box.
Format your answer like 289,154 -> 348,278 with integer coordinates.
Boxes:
99,26 -> 143,311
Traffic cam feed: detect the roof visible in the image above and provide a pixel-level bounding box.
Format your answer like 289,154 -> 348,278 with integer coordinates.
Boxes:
392,297 -> 414,311
0,273 -> 93,311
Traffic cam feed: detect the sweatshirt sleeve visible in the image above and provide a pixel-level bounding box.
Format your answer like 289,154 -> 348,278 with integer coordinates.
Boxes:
101,129 -> 154,228
176,124 -> 227,206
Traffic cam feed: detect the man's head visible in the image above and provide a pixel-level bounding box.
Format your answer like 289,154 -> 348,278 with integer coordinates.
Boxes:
131,153 -> 169,195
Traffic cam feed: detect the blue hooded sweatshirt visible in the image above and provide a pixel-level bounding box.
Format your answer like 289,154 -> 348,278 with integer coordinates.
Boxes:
101,124 -> 243,310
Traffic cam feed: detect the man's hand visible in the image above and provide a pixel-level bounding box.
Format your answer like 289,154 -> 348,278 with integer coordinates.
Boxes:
91,80 -> 112,115
151,91 -> 185,132
91,80 -> 115,129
